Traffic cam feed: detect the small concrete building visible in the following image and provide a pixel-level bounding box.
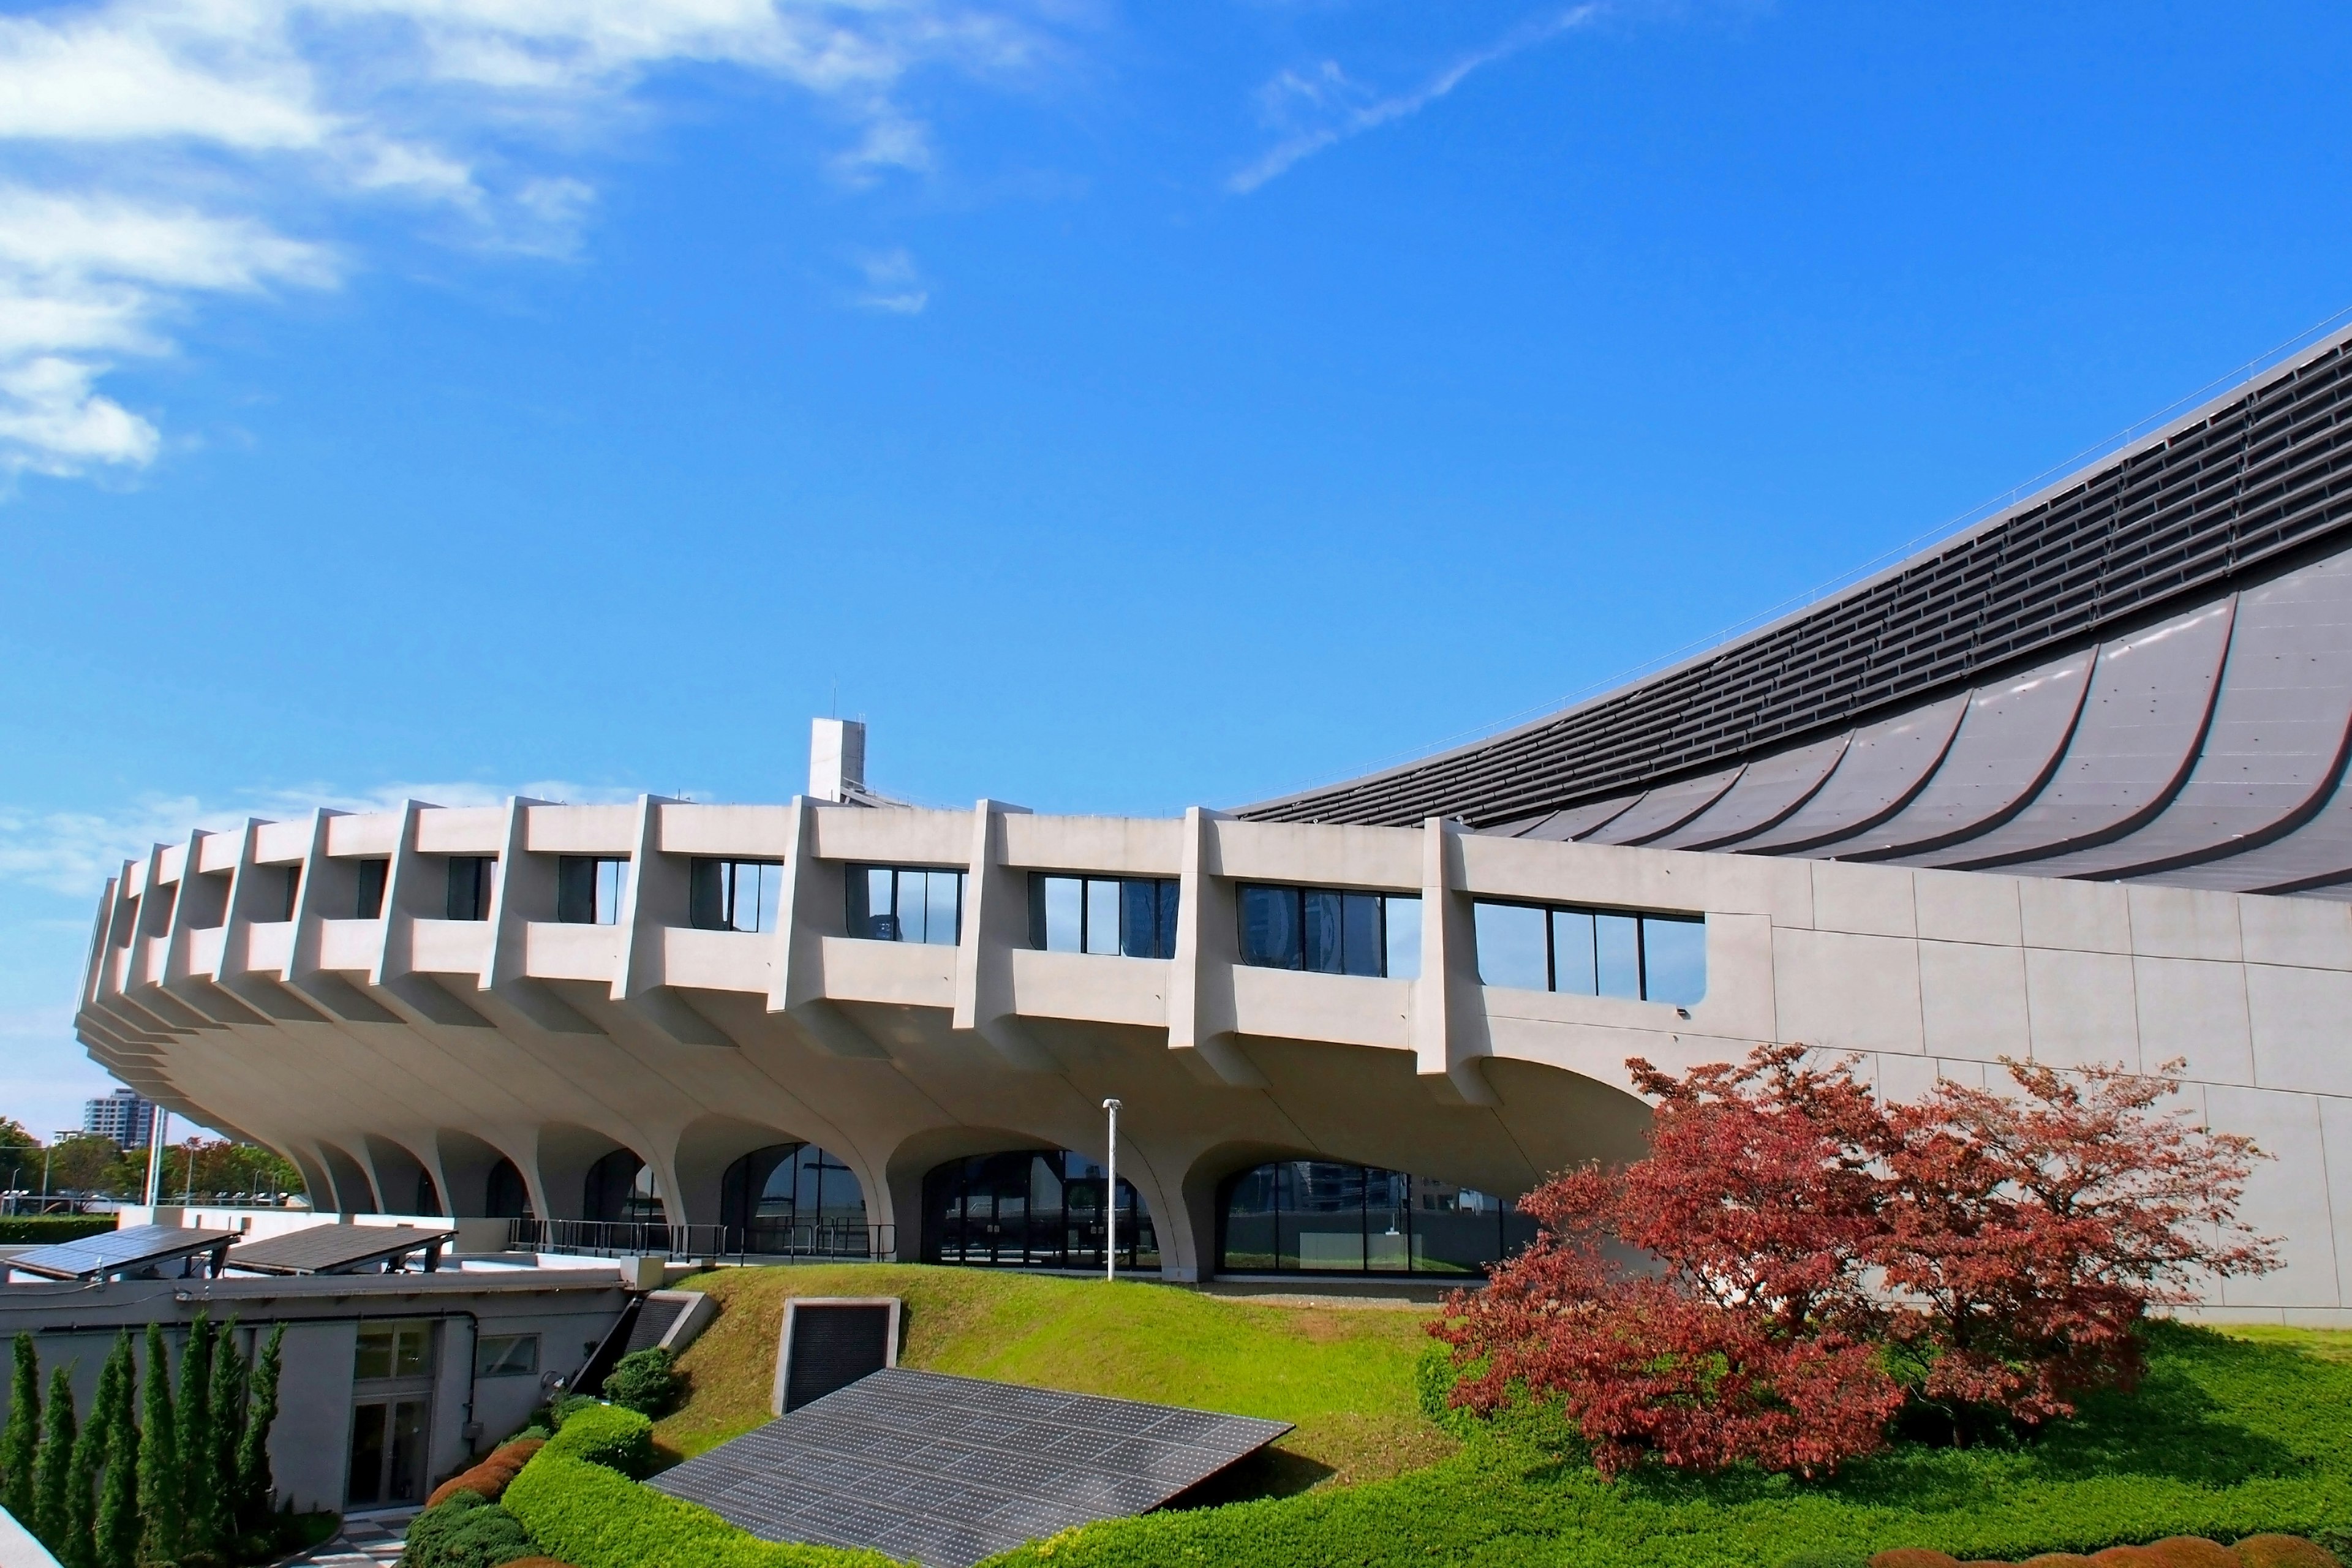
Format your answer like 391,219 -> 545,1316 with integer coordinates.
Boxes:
0,1243 -> 626,1512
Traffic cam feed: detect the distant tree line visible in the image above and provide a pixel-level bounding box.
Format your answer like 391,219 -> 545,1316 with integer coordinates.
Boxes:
0,1317 -> 286,1567
0,1119 -> 304,1204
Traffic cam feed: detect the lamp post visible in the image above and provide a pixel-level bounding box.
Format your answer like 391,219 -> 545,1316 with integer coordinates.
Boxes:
143,1109 -> 169,1210
1102,1098 -> 1121,1284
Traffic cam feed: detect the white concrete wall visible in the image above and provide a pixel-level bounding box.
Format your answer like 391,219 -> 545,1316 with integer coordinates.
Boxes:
76,800 -> 2352,1322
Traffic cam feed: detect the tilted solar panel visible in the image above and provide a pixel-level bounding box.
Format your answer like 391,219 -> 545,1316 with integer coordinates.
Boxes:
651,1366 -> 1292,1568
8,1224 -> 238,1281
225,1223 -> 454,1275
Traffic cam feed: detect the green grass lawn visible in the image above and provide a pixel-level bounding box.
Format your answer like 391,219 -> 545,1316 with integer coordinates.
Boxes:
654,1268 -> 2352,1567
658,1265 -> 1456,1488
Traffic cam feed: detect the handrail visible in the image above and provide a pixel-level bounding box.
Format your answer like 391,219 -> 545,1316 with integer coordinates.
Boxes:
508,1217 -> 895,1262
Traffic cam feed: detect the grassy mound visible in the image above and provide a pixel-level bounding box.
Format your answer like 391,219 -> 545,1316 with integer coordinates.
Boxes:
979,1322 -> 2352,1567
657,1265 -> 1454,1490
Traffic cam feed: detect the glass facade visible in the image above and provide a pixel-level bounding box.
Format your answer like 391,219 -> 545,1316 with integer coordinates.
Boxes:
484,1157 -> 531,1219
1472,900 -> 1706,1006
1237,885 -> 1421,979
923,1150 -> 1157,1270
718,1142 -> 873,1256
846,865 -> 964,944
582,1148 -> 666,1224
355,858 -> 388,919
557,856 -> 629,924
690,858 -> 780,933
1219,1160 -> 1537,1276
1030,874 -> 1179,958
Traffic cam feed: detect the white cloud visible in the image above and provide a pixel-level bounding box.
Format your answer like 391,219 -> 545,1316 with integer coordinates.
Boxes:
0,779 -> 647,898
1230,4 -> 1603,194
850,245 -> 928,313
0,0 -> 1064,477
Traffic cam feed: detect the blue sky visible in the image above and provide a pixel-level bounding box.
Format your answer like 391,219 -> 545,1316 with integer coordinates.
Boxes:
3,0 -> 2348,1137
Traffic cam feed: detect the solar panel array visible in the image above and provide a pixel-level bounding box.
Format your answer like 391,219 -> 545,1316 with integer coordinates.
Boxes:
7,1224 -> 237,1281
225,1223 -> 453,1275
651,1366 -> 1292,1568
1248,330 -> 2352,828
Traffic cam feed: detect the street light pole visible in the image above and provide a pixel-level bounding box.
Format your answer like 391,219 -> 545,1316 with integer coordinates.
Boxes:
1102,1098 -> 1121,1284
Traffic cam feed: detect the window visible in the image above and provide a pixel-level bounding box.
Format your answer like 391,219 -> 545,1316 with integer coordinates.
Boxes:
922,1150 -> 1156,1270
690,859 -> 779,933
1029,875 -> 1179,959
445,857 -> 495,921
557,857 -> 628,925
1219,1161 -> 1536,1276
1237,885 -> 1421,979
845,865 -> 964,945
1472,900 -> 1706,1006
355,859 -> 388,919
275,865 -> 301,921
475,1335 -> 539,1378
718,1142 -> 872,1257
355,1321 -> 434,1381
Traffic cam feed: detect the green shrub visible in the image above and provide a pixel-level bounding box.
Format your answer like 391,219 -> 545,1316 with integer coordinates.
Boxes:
503,1450 -> 892,1568
542,1404 -> 654,1480
1779,1553 -> 1870,1568
401,1490 -> 537,1568
0,1217 -> 115,1245
600,1348 -> 682,1419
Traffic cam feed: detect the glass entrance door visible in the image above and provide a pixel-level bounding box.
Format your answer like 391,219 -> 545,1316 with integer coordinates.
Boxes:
346,1396 -> 429,1507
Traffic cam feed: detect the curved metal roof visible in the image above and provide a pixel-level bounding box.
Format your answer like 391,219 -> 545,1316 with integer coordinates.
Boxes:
1243,327 -> 2352,898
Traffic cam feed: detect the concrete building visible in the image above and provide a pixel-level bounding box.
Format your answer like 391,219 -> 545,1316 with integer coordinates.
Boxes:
79,1088 -> 153,1149
72,327 -> 2352,1324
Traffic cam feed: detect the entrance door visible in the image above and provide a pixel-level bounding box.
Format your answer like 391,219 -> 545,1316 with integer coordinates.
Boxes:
345,1397 -> 429,1507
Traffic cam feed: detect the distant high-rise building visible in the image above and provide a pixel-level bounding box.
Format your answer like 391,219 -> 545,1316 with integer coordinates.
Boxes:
81,1088 -> 154,1148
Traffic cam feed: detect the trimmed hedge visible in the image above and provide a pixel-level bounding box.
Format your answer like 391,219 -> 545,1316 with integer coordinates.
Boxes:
502,1450 -> 893,1568
428,1438 -> 545,1508
0,1216 -> 115,1245
401,1490 -> 537,1568
541,1405 -> 654,1480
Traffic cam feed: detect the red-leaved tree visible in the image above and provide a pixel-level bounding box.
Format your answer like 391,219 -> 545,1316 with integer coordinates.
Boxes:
1430,1046 -> 2275,1477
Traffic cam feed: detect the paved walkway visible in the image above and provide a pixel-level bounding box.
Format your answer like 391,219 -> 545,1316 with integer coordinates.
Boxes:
276,1509 -> 414,1567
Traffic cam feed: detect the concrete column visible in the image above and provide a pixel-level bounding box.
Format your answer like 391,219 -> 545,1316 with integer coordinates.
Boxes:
767,797 -> 888,1058
953,799 -> 1051,1069
1167,807 -> 1264,1087
1415,816 -> 1497,1107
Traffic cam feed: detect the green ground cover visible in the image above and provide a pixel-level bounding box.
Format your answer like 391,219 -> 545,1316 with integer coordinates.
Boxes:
657,1265 -> 1455,1488
646,1267 -> 2352,1566
988,1322 -> 2352,1567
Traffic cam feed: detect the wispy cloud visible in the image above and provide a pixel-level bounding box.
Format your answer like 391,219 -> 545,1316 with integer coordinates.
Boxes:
0,0 -> 1065,478
850,246 -> 930,313
0,780 -> 648,899
1229,4 -> 1603,194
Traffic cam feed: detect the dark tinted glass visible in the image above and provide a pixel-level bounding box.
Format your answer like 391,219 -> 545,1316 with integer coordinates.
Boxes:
1341,893 -> 1383,976
1239,885 -> 1302,968
1120,879 -> 1158,958
355,858 -> 388,919
445,858 -> 491,921
1157,881 -> 1181,959
1302,891 -> 1344,973
690,858 -> 726,930
557,856 -> 597,923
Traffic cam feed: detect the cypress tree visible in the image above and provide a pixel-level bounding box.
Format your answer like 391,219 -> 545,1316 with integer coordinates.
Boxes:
232,1327 -> 282,1532
94,1335 -> 137,1568
32,1365 -> 75,1554
174,1316 -> 213,1556
2,1332 -> 39,1525
200,1324 -> 244,1552
135,1324 -> 179,1567
66,1349 -> 119,1568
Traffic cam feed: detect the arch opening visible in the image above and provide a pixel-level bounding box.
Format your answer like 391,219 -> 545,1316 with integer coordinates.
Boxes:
412,1167 -> 442,1216
718,1144 -> 872,1258
485,1158 -> 532,1219
583,1148 -> 666,1224
922,1149 -> 1155,1272
1218,1160 -> 1536,1278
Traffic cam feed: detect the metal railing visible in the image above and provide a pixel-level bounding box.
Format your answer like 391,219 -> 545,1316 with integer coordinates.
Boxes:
508,1217 -> 894,1262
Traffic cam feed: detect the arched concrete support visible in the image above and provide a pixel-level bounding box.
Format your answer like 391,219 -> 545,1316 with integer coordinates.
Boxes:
287,1150 -> 334,1210
883,1125 -> 1064,1267
362,1134 -> 435,1215
670,1115 -> 805,1227
317,1142 -> 379,1214
434,1129 -> 521,1218
530,1122 -> 635,1223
